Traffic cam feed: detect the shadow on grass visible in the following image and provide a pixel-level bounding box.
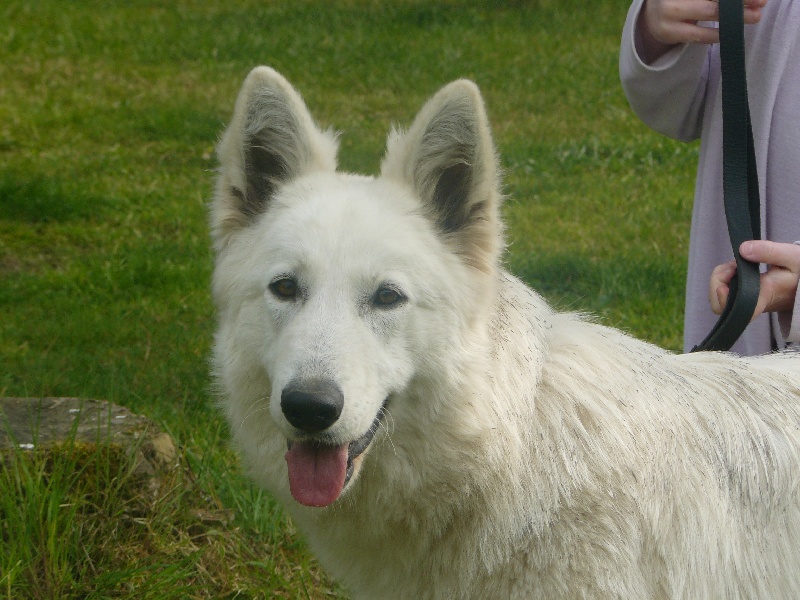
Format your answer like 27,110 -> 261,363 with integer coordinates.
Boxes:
0,173 -> 107,223
511,251 -> 687,349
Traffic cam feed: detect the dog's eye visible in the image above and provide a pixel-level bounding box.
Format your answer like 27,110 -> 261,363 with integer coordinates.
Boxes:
269,277 -> 298,300
372,285 -> 406,308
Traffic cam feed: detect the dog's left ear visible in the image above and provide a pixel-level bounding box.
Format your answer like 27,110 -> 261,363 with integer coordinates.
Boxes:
381,80 -> 503,274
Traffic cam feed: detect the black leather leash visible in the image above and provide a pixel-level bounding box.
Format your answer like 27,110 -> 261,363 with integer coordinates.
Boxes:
690,0 -> 762,352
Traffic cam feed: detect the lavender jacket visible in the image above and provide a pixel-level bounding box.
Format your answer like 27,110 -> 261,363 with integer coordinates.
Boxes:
619,0 -> 800,354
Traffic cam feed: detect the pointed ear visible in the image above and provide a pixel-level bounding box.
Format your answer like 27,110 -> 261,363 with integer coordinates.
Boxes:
380,80 -> 503,275
212,67 -> 338,244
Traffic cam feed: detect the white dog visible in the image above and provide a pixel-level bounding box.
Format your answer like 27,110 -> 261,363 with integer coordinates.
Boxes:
211,66 -> 800,599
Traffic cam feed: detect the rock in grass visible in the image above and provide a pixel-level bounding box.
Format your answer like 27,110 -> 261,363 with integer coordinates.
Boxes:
0,397 -> 178,493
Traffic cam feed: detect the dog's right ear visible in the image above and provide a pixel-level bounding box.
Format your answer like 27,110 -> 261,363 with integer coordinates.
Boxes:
212,67 -> 338,245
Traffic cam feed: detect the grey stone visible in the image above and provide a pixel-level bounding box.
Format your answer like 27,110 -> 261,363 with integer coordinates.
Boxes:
0,397 -> 178,488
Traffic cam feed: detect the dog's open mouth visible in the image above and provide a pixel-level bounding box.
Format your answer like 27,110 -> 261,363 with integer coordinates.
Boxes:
284,405 -> 384,508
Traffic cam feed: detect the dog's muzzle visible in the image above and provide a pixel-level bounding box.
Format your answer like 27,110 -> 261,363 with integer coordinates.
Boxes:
281,379 -> 385,508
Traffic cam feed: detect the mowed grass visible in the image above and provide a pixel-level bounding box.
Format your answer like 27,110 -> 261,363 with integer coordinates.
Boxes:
0,1 -> 696,597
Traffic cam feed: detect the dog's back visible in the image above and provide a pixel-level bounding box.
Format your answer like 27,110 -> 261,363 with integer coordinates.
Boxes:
440,272 -> 800,598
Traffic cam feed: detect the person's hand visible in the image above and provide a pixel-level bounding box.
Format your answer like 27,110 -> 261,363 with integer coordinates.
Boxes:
638,0 -> 768,63
710,240 -> 800,318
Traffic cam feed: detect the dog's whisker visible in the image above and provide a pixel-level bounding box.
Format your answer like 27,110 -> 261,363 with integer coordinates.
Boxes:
239,395 -> 270,428
377,407 -> 398,457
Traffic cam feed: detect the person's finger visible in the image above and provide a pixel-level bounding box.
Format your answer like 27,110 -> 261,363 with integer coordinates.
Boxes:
709,261 -> 736,313
711,282 -> 729,314
757,267 -> 799,314
677,0 -> 723,20
745,0 -> 768,10
740,240 -> 800,273
647,19 -> 719,46
743,5 -> 766,24
712,260 -> 737,284
645,0 -> 721,45
664,0 -> 720,24
700,0 -> 765,25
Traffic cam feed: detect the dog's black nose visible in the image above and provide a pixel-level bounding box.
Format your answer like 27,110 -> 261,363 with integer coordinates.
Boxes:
281,379 -> 344,433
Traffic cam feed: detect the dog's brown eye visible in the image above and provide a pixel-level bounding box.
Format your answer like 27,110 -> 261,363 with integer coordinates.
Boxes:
269,277 -> 298,300
373,286 -> 405,308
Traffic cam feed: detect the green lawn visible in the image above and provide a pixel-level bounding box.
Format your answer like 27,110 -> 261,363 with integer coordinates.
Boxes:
0,1 -> 696,597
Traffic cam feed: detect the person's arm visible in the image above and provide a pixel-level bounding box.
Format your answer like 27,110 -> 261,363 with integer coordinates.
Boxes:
709,240 -> 800,342
619,0 -> 767,142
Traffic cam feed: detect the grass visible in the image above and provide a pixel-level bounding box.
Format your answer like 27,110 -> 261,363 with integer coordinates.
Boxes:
0,427 -> 336,599
0,0 -> 697,597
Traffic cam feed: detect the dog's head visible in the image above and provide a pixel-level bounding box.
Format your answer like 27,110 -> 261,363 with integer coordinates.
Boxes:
211,67 -> 503,508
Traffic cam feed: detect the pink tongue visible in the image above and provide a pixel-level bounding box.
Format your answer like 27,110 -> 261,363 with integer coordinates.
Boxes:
285,442 -> 349,507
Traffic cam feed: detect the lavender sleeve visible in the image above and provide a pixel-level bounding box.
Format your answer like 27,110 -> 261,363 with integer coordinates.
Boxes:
618,0 -> 712,143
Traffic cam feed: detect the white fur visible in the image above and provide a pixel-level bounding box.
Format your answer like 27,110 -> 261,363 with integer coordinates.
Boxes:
211,67 -> 800,599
